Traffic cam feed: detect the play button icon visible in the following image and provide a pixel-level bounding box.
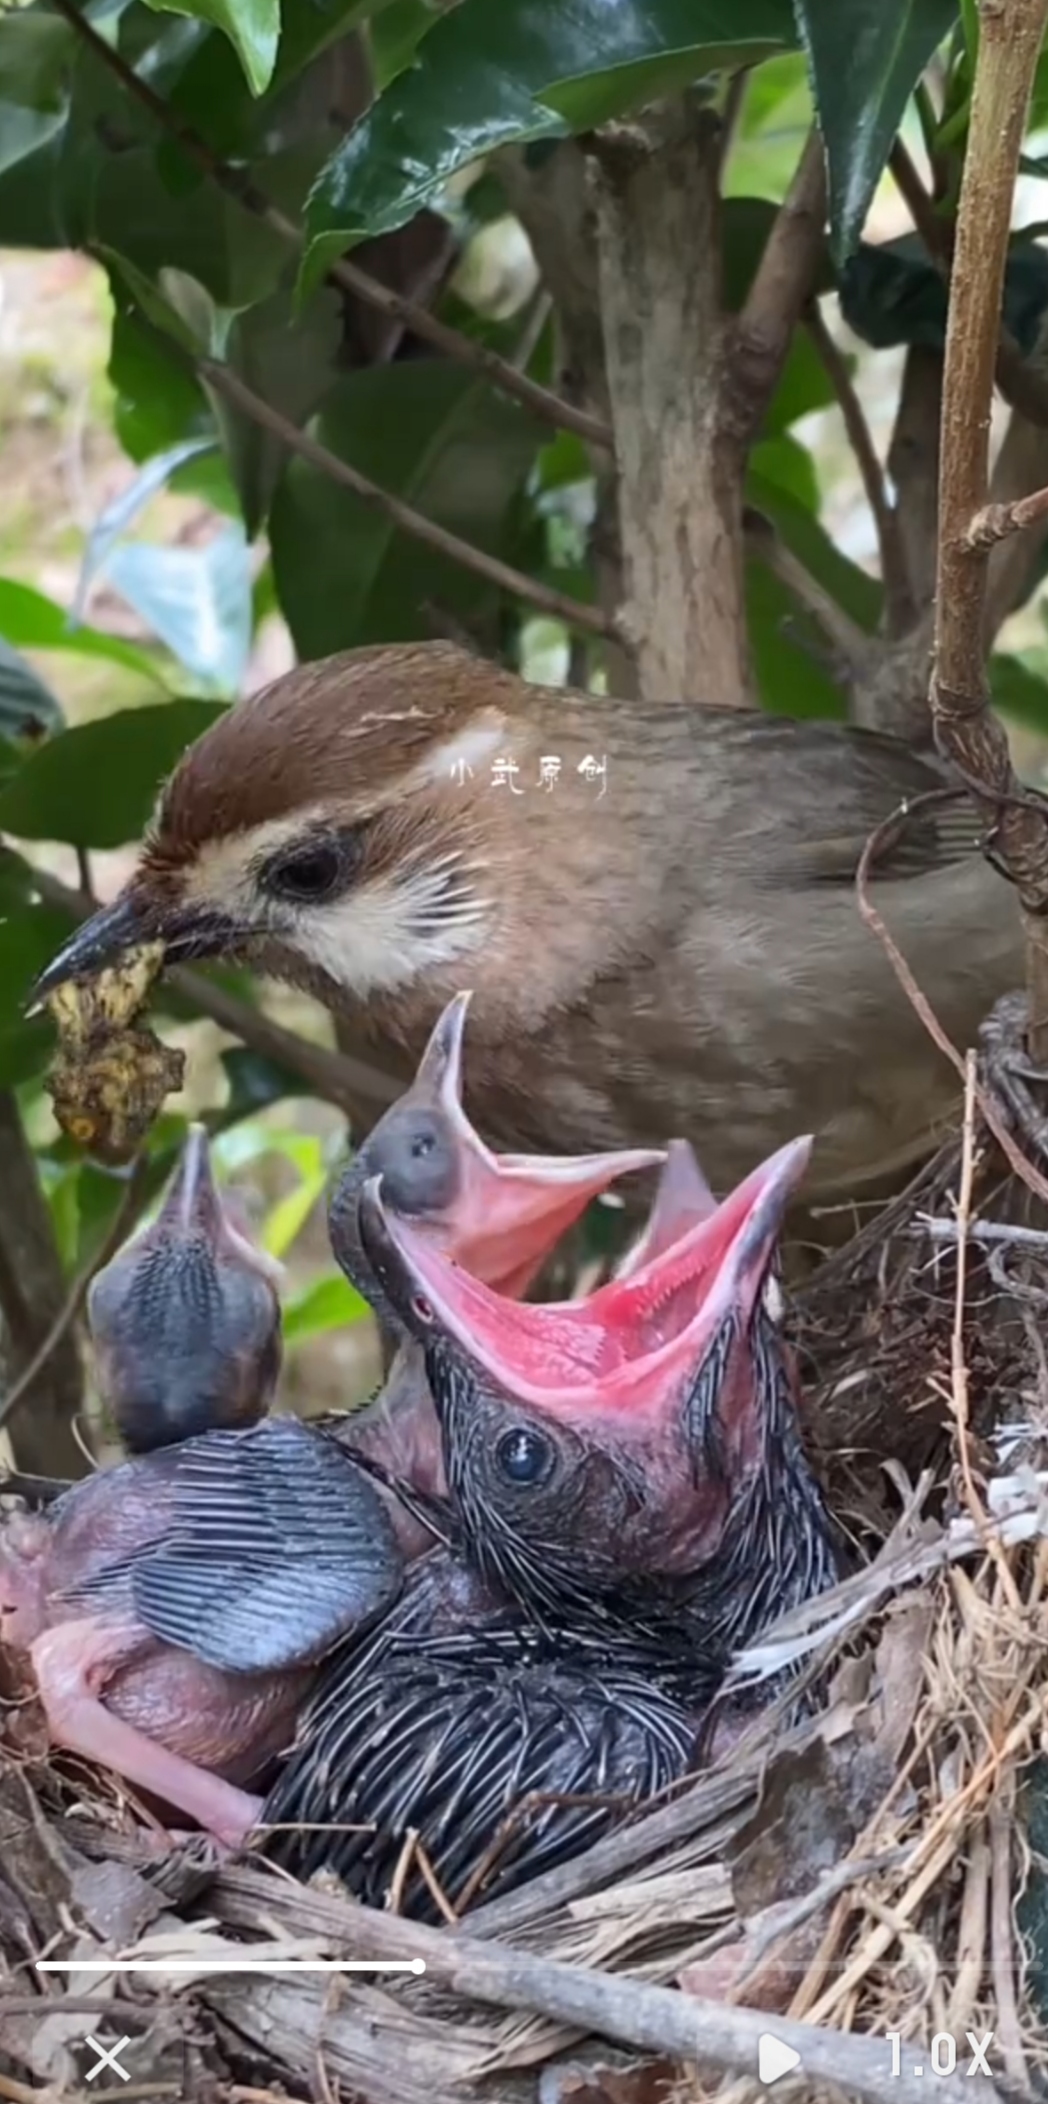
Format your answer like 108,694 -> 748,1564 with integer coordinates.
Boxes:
758,2033 -> 802,2084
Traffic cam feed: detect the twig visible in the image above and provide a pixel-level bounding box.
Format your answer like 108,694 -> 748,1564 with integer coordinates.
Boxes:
914,1215 -> 1048,1249
964,480 -> 1048,548
196,358 -> 616,641
951,1052 -> 983,1526
746,511 -> 870,674
931,0 -> 1048,1061
855,792 -> 1048,1206
805,303 -> 912,620
0,1152 -> 150,1436
22,862 -> 399,1117
47,0 -> 612,454
726,128 -> 828,448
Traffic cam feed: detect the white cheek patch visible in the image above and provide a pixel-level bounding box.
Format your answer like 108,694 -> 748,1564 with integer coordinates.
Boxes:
292,873 -> 489,998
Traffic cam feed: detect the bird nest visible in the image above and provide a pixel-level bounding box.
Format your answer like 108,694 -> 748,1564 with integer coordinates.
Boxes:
5,1098 -> 1048,2104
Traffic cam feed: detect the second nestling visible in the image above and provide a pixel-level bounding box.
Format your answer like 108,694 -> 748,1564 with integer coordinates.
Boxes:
43,941 -> 185,1164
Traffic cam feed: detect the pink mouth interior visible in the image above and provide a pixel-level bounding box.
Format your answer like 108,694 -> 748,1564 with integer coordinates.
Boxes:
387,1139 -> 808,1416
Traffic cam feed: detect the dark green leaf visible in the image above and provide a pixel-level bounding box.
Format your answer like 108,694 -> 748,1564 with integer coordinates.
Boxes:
746,557 -> 848,719
220,1044 -> 301,1118
303,0 -> 798,283
747,463 -> 882,630
0,698 -> 224,848
369,0 -> 442,88
0,893 -> 74,1090
793,0 -> 958,266
0,576 -> 165,686
207,283 -> 343,533
841,233 -> 1048,355
140,0 -> 281,95
990,651 -> 1048,733
102,530 -> 253,692
0,641 -> 65,742
270,360 -> 544,655
284,1271 -> 371,1341
108,282 -> 215,463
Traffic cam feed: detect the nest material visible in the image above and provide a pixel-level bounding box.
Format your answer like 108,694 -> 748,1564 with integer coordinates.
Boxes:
5,1114 -> 1048,2104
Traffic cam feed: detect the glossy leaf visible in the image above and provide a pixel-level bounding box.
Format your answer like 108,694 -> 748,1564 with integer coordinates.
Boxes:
0,577 -> 165,686
101,529 -> 254,692
270,360 -> 544,656
303,0 -> 798,283
140,0 -> 281,96
0,13 -> 74,114
0,885 -> 75,1090
108,283 -> 215,465
284,1271 -> 372,1341
793,0 -> 957,266
208,282 -> 343,534
0,699 -> 224,848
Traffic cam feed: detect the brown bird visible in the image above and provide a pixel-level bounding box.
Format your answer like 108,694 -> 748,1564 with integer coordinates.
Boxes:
31,642 -> 1021,1200
354,1133 -> 839,1667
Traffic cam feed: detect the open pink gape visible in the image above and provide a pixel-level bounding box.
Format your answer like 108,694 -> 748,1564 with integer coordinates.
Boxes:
368,1134 -> 813,1422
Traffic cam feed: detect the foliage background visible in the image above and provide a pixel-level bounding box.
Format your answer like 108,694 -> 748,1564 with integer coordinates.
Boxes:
2,0 -> 1048,1473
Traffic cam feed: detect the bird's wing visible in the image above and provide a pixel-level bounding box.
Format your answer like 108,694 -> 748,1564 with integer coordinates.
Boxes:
129,1419 -> 404,1674
696,713 -> 987,887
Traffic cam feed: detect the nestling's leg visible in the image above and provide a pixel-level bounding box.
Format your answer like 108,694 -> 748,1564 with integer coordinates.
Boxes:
30,1616 -> 263,1849
979,991 -> 1048,1164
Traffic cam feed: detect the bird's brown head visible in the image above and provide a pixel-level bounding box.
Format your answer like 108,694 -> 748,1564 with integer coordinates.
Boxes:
88,1125 -> 283,1453
32,642 -> 612,1031
355,1138 -> 813,1611
329,991 -> 663,1310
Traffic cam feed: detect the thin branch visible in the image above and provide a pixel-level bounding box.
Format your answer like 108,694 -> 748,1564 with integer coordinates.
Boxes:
805,303 -> 913,624
725,128 -> 828,449
745,509 -> 870,675
964,480 -> 1048,548
22,863 -> 399,1117
931,0 -> 1048,1060
0,1152 -> 149,1437
197,357 -> 617,641
48,0 -> 612,454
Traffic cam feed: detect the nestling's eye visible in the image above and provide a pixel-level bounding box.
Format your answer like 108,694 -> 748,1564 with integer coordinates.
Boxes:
495,1426 -> 555,1488
259,839 -> 347,905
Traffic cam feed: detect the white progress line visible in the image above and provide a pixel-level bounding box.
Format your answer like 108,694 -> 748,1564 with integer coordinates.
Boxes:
35,1959 -> 427,1975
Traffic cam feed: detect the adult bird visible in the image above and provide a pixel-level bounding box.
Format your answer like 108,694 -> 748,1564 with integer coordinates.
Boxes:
32,641 -> 1020,1202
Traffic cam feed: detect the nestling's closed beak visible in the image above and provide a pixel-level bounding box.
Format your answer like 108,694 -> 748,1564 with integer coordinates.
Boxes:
88,1124 -> 283,1453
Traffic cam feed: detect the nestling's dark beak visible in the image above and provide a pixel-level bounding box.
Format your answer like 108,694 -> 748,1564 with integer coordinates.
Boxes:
28,887 -> 240,1009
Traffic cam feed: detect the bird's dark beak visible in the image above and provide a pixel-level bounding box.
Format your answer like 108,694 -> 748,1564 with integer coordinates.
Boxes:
356,1137 -> 812,1422
29,886 -> 240,1010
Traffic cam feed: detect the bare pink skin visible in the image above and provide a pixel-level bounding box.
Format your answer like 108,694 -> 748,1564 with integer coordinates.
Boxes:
0,1462 -> 270,1847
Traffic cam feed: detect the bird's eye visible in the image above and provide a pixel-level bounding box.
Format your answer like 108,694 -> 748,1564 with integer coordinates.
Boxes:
260,840 -> 345,904
495,1427 -> 555,1487
410,1131 -> 436,1160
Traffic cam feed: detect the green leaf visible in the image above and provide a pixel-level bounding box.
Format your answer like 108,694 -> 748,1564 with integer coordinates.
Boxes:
270,360 -> 544,655
108,282 -> 215,463
0,12 -> 74,114
369,0 -> 442,88
841,233 -> 1048,356
0,641 -> 65,742
208,282 -> 344,534
0,885 -> 74,1089
102,529 -> 253,693
140,0 -> 281,95
0,576 -> 166,687
303,0 -> 798,284
0,698 -> 224,848
746,557 -> 848,719
990,651 -> 1048,733
747,464 -> 882,630
284,1270 -> 371,1341
792,0 -> 958,266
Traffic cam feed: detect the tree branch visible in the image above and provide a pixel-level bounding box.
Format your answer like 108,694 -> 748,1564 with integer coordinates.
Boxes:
194,357 -> 616,642
964,480 -> 1048,548
592,102 -> 751,702
932,0 -> 1048,1056
22,863 -> 399,1118
805,303 -> 913,628
48,0 -> 612,454
724,129 -> 828,450
0,1094 -> 85,1478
